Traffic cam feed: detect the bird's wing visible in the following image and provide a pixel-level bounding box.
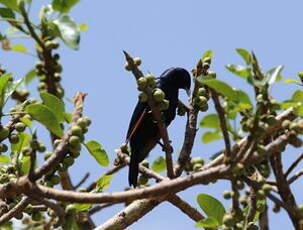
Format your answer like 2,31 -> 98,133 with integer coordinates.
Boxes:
126,102 -> 148,142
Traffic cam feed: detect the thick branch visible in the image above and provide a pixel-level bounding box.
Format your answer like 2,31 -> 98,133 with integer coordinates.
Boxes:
95,196 -> 167,230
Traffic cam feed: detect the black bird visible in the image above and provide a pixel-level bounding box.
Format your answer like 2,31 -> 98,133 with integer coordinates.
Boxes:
126,67 -> 191,187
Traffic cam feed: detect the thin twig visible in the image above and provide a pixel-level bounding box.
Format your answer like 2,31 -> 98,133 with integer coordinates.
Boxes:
86,164 -> 126,192
0,197 -> 30,225
285,152 -> 303,178
88,203 -> 114,216
211,90 -> 231,158
75,173 -> 90,190
288,169 -> 303,184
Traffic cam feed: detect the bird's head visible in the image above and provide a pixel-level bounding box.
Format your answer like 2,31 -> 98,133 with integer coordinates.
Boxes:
159,67 -> 191,96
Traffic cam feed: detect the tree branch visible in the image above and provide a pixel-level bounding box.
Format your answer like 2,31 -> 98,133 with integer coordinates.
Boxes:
285,152 -> 303,178
0,197 -> 30,225
211,90 -> 231,158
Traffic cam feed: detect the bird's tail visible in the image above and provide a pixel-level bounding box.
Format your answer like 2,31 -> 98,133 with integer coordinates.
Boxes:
129,153 -> 139,187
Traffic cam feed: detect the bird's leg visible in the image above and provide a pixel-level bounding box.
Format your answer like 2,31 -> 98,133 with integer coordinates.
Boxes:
157,140 -> 174,153
157,141 -> 164,149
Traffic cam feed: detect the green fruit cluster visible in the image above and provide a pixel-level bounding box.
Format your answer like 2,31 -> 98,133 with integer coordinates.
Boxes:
195,87 -> 209,112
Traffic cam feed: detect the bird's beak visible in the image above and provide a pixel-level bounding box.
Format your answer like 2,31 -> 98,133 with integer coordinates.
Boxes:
185,88 -> 191,97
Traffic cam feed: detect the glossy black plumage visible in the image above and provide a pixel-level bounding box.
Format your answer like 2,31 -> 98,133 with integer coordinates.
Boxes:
126,67 -> 191,187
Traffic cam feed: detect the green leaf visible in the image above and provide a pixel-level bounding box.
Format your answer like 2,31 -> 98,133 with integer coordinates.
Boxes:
195,217 -> 219,228
0,0 -> 20,12
20,117 -> 32,127
24,69 -> 37,85
235,90 -> 253,109
292,90 -> 303,103
84,141 -> 109,166
284,79 -> 303,86
0,7 -> 15,18
265,65 -> 284,85
200,114 -> 221,130
4,77 -> 23,105
25,104 -> 63,137
0,73 -> 12,108
199,78 -> 238,101
225,64 -> 252,79
40,92 -> 65,122
21,155 -> 31,175
11,132 -> 31,154
280,100 -> 298,109
78,23 -> 88,31
96,175 -> 114,191
0,155 -> 10,164
53,14 -> 80,50
202,132 -> 222,144
51,0 -> 79,13
235,48 -> 251,65
10,44 -> 28,52
202,50 -> 213,60
152,156 -> 166,172
197,194 -> 226,225
64,113 -> 72,123
73,203 -> 92,212
295,105 -> 303,116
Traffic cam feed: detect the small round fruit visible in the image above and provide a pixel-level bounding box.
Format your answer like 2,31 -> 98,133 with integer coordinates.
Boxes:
37,143 -> 46,152
207,71 -> 216,78
0,144 -> 8,153
137,77 -> 148,91
69,135 -> 81,147
141,160 -> 149,168
199,103 -> 209,112
0,126 -> 9,141
63,156 -> 74,167
9,134 -> 19,144
83,117 -> 91,127
138,175 -> 148,185
44,151 -> 53,160
76,118 -> 86,129
124,62 -> 132,71
70,125 -> 83,136
235,180 -> 245,190
272,204 -> 280,213
193,163 -> 203,171
50,175 -> 60,185
222,213 -> 234,227
31,211 -> 42,221
22,146 -> 32,156
197,87 -> 207,96
133,57 -> 142,66
15,212 -> 23,220
138,92 -> 148,102
223,190 -> 232,200
262,184 -> 272,193
158,99 -> 169,111
190,157 -> 204,165
153,89 -> 165,102
146,74 -> 156,87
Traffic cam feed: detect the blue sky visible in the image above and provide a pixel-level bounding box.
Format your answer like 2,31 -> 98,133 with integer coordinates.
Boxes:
1,0 -> 303,229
